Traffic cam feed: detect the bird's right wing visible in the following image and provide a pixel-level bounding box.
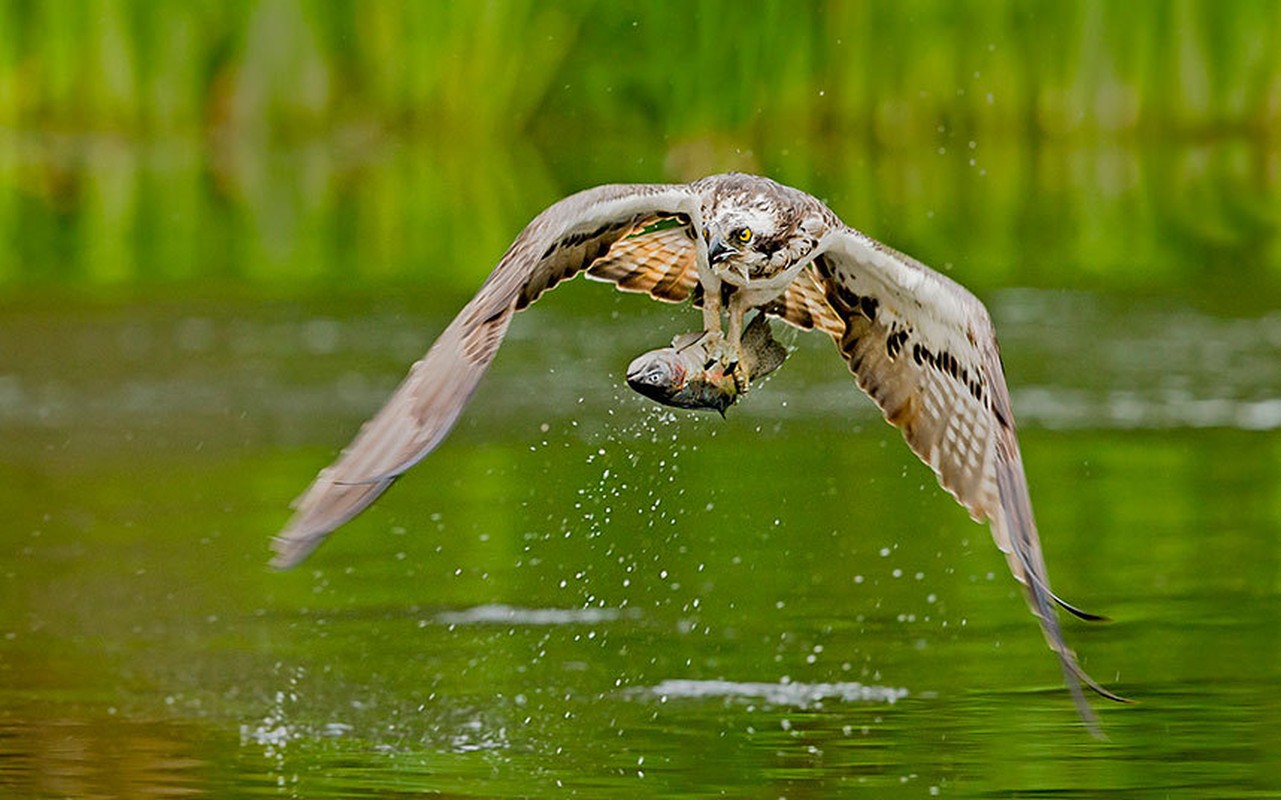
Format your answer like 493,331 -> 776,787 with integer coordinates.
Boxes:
272,183 -> 706,569
761,264 -> 846,335
810,225 -> 1127,734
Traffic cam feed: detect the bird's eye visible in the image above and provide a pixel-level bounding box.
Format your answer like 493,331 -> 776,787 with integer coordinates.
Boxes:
733,227 -> 753,244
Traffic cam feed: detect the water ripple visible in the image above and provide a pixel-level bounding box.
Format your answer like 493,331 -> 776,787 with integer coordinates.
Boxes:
636,678 -> 908,707
435,604 -> 626,626
6,291 -> 1281,438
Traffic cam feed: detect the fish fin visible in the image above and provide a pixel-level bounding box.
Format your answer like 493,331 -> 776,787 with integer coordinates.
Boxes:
741,313 -> 787,379
671,331 -> 708,350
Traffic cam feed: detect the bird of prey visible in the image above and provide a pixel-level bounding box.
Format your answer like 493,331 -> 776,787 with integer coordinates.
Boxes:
273,172 -> 1126,732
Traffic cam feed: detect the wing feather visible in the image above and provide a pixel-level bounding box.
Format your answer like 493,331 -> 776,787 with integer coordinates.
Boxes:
761,265 -> 845,335
586,218 -> 700,302
272,183 -> 705,568
813,227 -> 1124,733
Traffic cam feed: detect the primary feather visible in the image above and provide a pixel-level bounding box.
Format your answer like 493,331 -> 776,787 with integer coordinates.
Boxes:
272,173 -> 1125,734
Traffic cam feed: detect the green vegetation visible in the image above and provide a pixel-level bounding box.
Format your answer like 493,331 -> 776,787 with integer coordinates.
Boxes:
4,6 -> 1281,794
5,1 -> 1281,140
1,1 -> 1279,290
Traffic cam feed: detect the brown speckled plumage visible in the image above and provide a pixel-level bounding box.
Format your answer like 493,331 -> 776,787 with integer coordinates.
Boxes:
272,172 -> 1126,735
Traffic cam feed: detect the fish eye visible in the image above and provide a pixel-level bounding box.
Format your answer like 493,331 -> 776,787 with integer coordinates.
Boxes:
733,227 -> 753,244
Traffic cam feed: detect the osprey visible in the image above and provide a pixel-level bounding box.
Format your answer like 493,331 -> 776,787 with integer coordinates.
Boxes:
272,173 -> 1127,732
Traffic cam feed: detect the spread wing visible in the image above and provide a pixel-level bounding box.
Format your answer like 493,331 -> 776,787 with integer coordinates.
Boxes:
812,226 -> 1127,733
762,264 -> 845,335
272,183 -> 706,569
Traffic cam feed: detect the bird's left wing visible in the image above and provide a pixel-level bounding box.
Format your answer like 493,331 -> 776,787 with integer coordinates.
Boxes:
272,183 -> 705,569
812,226 -> 1126,733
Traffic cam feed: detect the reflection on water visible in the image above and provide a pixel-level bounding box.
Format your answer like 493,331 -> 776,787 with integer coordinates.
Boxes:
995,292 -> 1281,431
0,718 -> 219,798
2,283 -> 1280,796
3,130 -> 1279,298
5,4 -> 1281,792
5,288 -> 1281,441
3,97 -> 1281,800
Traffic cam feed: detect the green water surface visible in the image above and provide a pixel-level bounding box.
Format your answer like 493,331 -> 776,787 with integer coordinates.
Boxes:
3,3 -> 1281,797
4,262 -> 1280,798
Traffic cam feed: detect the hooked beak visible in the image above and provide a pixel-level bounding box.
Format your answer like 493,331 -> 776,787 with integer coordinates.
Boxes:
707,234 -> 736,266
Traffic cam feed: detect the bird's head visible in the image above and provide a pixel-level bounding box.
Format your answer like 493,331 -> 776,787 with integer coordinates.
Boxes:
701,175 -> 825,286
703,210 -> 781,286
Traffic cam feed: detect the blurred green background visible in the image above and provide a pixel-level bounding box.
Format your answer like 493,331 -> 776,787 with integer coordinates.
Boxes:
4,2 -> 1281,798
2,0 -> 1279,294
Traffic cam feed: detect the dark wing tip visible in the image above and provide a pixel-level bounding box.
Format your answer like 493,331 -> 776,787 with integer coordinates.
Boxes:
1051,591 -> 1112,623
1060,658 -> 1133,742
1064,653 -> 1135,705
1087,678 -> 1136,706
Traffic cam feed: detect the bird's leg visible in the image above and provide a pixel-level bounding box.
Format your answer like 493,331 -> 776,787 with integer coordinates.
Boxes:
700,275 -> 723,334
697,273 -> 751,391
697,274 -> 731,373
726,293 -> 751,393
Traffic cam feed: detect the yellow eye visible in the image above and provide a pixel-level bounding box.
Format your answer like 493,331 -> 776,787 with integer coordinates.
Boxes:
734,227 -> 753,244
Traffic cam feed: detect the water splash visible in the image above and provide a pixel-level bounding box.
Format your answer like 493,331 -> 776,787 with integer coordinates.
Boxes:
434,604 -> 628,626
634,678 -> 908,707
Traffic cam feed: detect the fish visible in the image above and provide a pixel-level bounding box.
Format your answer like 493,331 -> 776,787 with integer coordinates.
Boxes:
626,312 -> 787,414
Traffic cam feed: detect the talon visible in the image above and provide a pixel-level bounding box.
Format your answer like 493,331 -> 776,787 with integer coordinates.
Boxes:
731,359 -> 751,394
703,331 -> 733,365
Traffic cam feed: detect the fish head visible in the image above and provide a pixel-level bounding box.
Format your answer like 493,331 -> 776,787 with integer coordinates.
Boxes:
627,348 -> 688,404
626,343 -> 736,415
